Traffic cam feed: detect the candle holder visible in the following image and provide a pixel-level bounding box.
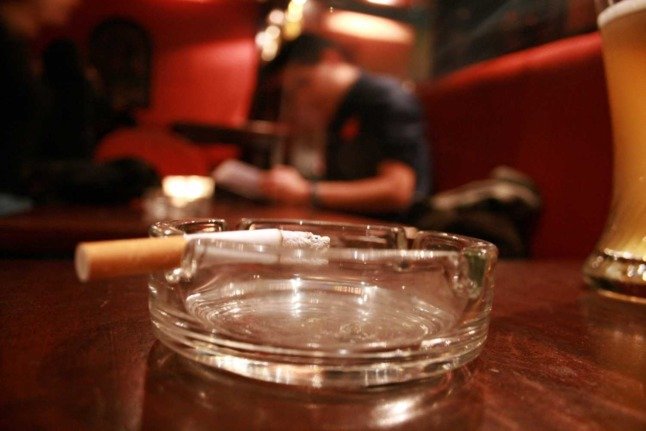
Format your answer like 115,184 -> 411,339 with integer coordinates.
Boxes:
143,175 -> 215,220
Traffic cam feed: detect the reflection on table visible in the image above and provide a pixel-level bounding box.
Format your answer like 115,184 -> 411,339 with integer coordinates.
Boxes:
142,343 -> 482,431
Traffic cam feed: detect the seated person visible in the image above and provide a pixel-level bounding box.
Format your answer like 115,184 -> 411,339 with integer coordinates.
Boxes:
0,0 -> 157,215
257,33 -> 431,223
41,38 -> 97,161
216,33 -> 540,257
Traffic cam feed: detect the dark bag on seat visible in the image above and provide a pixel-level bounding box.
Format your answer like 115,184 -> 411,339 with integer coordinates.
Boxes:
412,166 -> 542,258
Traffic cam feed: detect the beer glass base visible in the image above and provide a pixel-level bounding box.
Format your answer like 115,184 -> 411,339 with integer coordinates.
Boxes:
583,250 -> 646,304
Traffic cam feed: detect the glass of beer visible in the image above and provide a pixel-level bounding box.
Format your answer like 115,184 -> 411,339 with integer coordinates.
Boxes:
583,0 -> 646,302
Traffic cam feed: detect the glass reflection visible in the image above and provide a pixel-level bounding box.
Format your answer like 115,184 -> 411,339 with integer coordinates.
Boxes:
141,342 -> 484,431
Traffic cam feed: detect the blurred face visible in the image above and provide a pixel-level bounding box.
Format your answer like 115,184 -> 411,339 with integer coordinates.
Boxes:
281,62 -> 336,131
35,0 -> 80,26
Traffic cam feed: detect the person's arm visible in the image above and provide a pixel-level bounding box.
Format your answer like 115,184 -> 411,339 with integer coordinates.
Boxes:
260,160 -> 416,213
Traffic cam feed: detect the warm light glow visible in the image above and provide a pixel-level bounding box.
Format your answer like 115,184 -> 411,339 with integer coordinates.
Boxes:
162,176 -> 215,203
323,11 -> 414,43
268,9 -> 285,25
266,25 -> 281,38
366,0 -> 398,5
256,24 -> 282,61
284,0 -> 309,39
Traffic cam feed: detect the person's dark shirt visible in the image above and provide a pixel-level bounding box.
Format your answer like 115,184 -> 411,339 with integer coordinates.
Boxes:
326,72 -> 431,219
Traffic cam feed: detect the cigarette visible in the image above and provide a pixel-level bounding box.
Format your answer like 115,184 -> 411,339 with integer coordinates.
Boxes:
75,229 -> 330,282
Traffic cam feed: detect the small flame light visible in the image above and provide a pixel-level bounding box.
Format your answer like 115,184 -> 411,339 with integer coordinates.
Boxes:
162,175 -> 215,205
143,175 -> 215,220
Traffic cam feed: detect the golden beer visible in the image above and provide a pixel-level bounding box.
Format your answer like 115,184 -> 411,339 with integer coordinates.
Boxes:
583,0 -> 646,301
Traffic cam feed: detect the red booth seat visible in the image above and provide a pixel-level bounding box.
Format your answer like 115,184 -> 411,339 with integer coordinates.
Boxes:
95,127 -> 212,177
95,127 -> 240,177
419,32 -> 613,258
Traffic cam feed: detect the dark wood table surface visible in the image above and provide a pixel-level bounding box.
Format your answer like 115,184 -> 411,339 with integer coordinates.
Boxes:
0,205 -> 644,430
0,200 -> 378,256
1,260 -> 644,430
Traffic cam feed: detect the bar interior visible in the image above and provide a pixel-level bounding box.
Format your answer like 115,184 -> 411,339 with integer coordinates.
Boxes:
0,0 -> 644,429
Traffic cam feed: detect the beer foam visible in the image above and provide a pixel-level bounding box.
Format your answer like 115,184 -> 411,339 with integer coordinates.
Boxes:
598,0 -> 646,28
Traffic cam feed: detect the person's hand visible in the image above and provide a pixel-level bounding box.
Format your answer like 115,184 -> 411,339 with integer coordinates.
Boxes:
260,165 -> 311,205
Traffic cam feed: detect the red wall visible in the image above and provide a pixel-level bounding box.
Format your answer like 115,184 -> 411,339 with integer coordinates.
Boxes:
43,0 -> 261,127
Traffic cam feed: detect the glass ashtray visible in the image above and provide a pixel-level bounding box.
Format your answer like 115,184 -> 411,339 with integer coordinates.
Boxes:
148,219 -> 497,388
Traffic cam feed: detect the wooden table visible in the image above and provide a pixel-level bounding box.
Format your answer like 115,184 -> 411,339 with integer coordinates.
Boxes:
0,200 -> 378,256
0,257 -> 644,430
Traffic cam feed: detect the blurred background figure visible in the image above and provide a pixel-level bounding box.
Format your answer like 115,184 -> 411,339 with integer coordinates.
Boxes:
41,37 -> 96,160
253,31 -> 540,257
0,0 -> 158,215
258,32 -> 431,223
0,0 -> 77,213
